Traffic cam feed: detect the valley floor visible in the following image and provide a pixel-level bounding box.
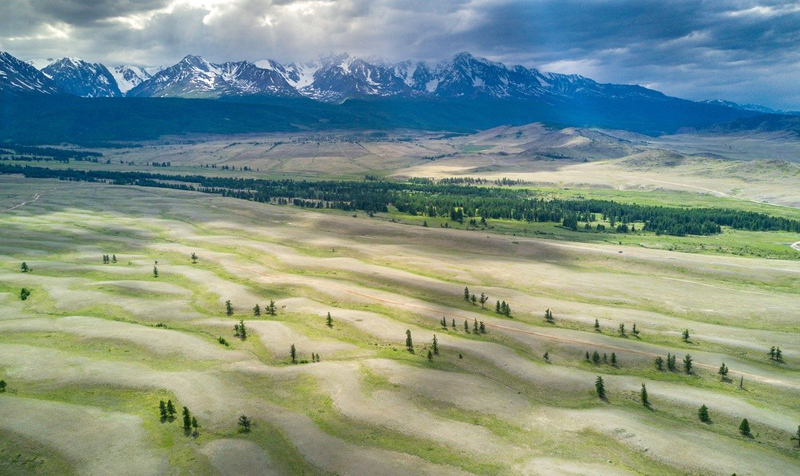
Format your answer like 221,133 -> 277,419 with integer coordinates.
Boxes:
0,176 -> 798,475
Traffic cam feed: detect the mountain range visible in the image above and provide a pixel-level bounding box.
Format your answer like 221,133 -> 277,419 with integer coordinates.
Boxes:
0,50 -> 779,115
2,49 -> 796,144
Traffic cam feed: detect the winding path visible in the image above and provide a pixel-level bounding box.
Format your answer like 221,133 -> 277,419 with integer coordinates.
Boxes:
0,191 -> 42,213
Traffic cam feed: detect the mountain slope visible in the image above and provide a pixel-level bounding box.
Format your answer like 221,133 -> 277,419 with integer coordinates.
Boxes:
0,52 -> 62,95
127,55 -> 296,98
42,58 -> 122,98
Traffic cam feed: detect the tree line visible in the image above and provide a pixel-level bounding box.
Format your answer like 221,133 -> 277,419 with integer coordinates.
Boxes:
4,164 -> 800,236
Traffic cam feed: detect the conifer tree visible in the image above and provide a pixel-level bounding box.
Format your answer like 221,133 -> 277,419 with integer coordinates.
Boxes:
479,293 -> 488,309
191,417 -> 199,434
610,352 -> 617,366
471,294 -> 477,305
159,400 -> 167,420
698,404 -> 710,423
791,425 -> 800,448
739,418 -> 751,436
603,353 -> 608,364
290,344 -> 297,364
473,319 -> 479,334
775,347 -> 783,362
464,287 -> 470,301
167,400 -> 176,418
718,362 -> 729,379
0,380 -> 6,393
268,300 -> 276,316
631,323 -> 639,337
682,329 -> 690,342
739,375 -> 744,389
405,330 -> 413,351
504,303 -> 511,317
238,415 -> 251,432
585,351 -> 590,362
595,376 -> 606,399
594,319 -> 600,331
253,304 -> 261,316
464,320 -> 469,332
640,383 -> 649,407
592,351 -> 600,364
496,300 -> 501,313
112,254 -> 117,263
191,252 -> 198,264
618,323 -> 626,336
452,319 -> 456,328
655,356 -> 664,371
225,300 -> 234,316
326,312 -> 333,328
545,308 -> 554,323
427,350 -> 433,362
543,351 -> 550,363
239,320 -> 247,339
432,334 -> 439,355
21,262 -> 28,272
182,407 -> 191,430
479,321 -> 486,334
683,354 -> 693,374
153,266 -> 158,278
769,346 -> 776,360
441,316 -> 447,328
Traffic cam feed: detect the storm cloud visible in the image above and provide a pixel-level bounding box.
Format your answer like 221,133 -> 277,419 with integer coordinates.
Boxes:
2,0 -> 799,109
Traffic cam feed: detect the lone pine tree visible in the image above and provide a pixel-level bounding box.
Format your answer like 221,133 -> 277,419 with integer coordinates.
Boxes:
159,400 -> 167,420
153,266 -> 158,278
640,383 -> 649,407
405,330 -> 413,351
226,300 -> 234,316
463,287 -> 470,301
253,304 -> 261,316
166,400 -> 176,418
20,262 -> 28,272
698,404 -> 710,423
739,418 -> 751,436
432,334 -> 439,355
594,319 -> 600,332
326,312 -> 333,328
655,356 -> 664,371
682,329 -> 690,342
182,407 -> 191,430
238,415 -> 251,432
684,354 -> 693,374
290,344 -> 297,364
595,376 -> 606,400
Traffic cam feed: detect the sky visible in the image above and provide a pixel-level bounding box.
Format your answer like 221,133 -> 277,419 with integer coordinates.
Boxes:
2,0 -> 799,110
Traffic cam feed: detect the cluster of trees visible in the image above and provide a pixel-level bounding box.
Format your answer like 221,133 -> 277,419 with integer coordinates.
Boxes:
0,145 -> 102,163
496,301 -> 511,317
585,351 -> 618,367
234,320 -> 247,340
102,254 -> 118,264
654,353 -> 692,373
5,164 -> 800,237
157,400 -> 199,436
253,301 -> 277,317
463,287 -> 489,308
438,317 -> 486,334
769,346 -> 784,362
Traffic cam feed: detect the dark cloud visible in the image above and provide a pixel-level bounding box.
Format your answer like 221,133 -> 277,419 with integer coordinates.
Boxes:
0,0 -> 798,109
